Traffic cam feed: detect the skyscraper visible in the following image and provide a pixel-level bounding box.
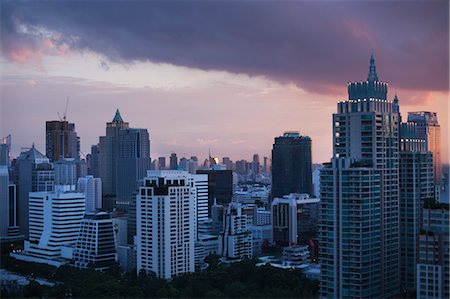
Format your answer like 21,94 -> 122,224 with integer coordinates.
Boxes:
136,171 -> 197,279
196,169 -> 233,215
116,128 -> 151,209
16,145 -> 55,237
158,156 -> 166,170
169,153 -> 178,170
0,135 -> 11,166
78,175 -> 102,212
272,132 -> 312,198
407,111 -> 441,187
398,122 -> 434,293
319,54 -> 400,298
98,109 -> 129,201
46,120 -> 80,162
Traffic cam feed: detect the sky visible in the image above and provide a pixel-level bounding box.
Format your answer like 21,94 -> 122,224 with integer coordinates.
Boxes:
1,1 -> 448,164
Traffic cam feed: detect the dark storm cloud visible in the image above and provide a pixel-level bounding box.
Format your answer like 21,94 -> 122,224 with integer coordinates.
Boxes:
1,1 -> 448,93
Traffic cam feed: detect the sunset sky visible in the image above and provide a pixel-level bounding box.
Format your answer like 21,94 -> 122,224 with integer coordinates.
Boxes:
1,1 -> 448,163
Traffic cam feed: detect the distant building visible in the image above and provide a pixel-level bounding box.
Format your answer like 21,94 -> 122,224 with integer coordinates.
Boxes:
98,109 -> 129,206
73,212 -> 116,270
416,202 -> 449,299
218,202 -> 252,260
272,132 -> 312,198
158,156 -> 166,170
0,135 -> 11,166
169,153 -> 178,170
271,193 -> 319,246
283,245 -> 310,267
77,176 -> 102,212
45,120 -> 80,162
16,145 -> 54,238
136,171 -> 196,279
249,224 -> 272,256
408,111 -> 441,187
196,169 -> 233,215
116,128 -> 151,210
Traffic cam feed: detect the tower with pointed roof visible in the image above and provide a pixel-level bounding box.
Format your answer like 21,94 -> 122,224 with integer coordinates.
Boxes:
319,54 -> 400,298
98,110 -> 129,207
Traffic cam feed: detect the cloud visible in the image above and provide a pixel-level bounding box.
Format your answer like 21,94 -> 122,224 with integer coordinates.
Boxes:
1,1 -> 448,94
196,138 -> 219,145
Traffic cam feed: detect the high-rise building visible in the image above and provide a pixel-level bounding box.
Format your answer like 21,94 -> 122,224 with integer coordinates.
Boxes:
77,175 -> 102,212
12,186 -> 85,266
54,158 -> 78,186
136,171 -> 197,279
271,193 -> 319,246
0,166 -> 20,242
158,157 -> 166,170
407,111 -> 441,186
416,202 -> 449,299
319,54 -> 400,298
272,132 -> 313,198
0,135 -> 11,166
263,156 -> 271,174
87,144 -> 100,177
169,153 -> 178,170
218,202 -> 252,259
116,128 -> 151,210
196,169 -> 233,215
398,122 -> 434,293
45,120 -> 80,162
16,145 -> 55,237
98,109 -> 129,200
73,212 -> 116,270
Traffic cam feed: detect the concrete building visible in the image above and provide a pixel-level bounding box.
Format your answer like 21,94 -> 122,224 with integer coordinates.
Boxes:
16,145 -> 55,238
116,128 -> 151,210
272,131 -> 313,198
249,224 -> 272,256
0,135 -> 11,166
73,212 -> 116,270
196,169 -> 233,215
407,111 -> 441,188
218,202 -> 252,260
136,171 -> 196,279
398,122 -> 435,293
319,55 -> 400,298
77,175 -> 102,212
11,186 -> 85,267
272,193 -> 319,246
45,120 -> 80,162
416,202 -> 449,299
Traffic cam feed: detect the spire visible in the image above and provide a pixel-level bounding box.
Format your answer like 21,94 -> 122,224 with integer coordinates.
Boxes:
112,109 -> 123,123
367,52 -> 379,82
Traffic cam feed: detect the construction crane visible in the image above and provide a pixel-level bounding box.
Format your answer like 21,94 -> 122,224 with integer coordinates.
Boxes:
57,97 -> 70,121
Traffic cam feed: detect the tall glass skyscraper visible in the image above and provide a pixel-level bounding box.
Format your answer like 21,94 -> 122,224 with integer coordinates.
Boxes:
272,132 -> 313,198
319,54 -> 400,298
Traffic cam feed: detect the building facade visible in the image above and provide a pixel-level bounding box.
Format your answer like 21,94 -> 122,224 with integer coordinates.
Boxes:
45,120 -> 80,162
272,132 -> 313,198
319,55 -> 400,298
77,175 -> 102,212
136,171 -> 196,279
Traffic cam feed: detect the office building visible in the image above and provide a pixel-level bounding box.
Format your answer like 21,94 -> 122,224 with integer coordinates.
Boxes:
116,128 -> 151,209
98,109 -> 129,199
272,193 -> 319,247
169,153 -> 178,170
158,157 -> 166,170
87,144 -> 100,177
16,145 -> 55,237
272,132 -> 313,198
11,186 -> 85,267
196,169 -> 233,215
399,122 -> 434,293
0,135 -> 11,166
77,175 -> 102,212
249,224 -> 272,256
73,212 -> 116,270
136,171 -> 196,279
218,202 -> 252,259
408,111 -> 441,187
46,120 -> 80,162
0,166 -> 9,239
416,202 -> 449,299
319,54 -> 400,298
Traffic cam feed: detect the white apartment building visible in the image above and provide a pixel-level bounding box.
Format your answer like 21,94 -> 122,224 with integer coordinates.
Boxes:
136,171 -> 197,279
77,175 -> 102,212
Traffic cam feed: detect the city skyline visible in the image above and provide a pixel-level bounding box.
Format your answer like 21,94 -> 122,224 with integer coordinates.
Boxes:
1,1 -> 448,164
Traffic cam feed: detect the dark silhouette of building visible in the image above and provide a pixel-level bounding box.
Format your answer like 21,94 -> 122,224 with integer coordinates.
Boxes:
46,120 -> 80,162
196,169 -> 232,215
169,153 -> 178,170
271,132 -> 312,198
